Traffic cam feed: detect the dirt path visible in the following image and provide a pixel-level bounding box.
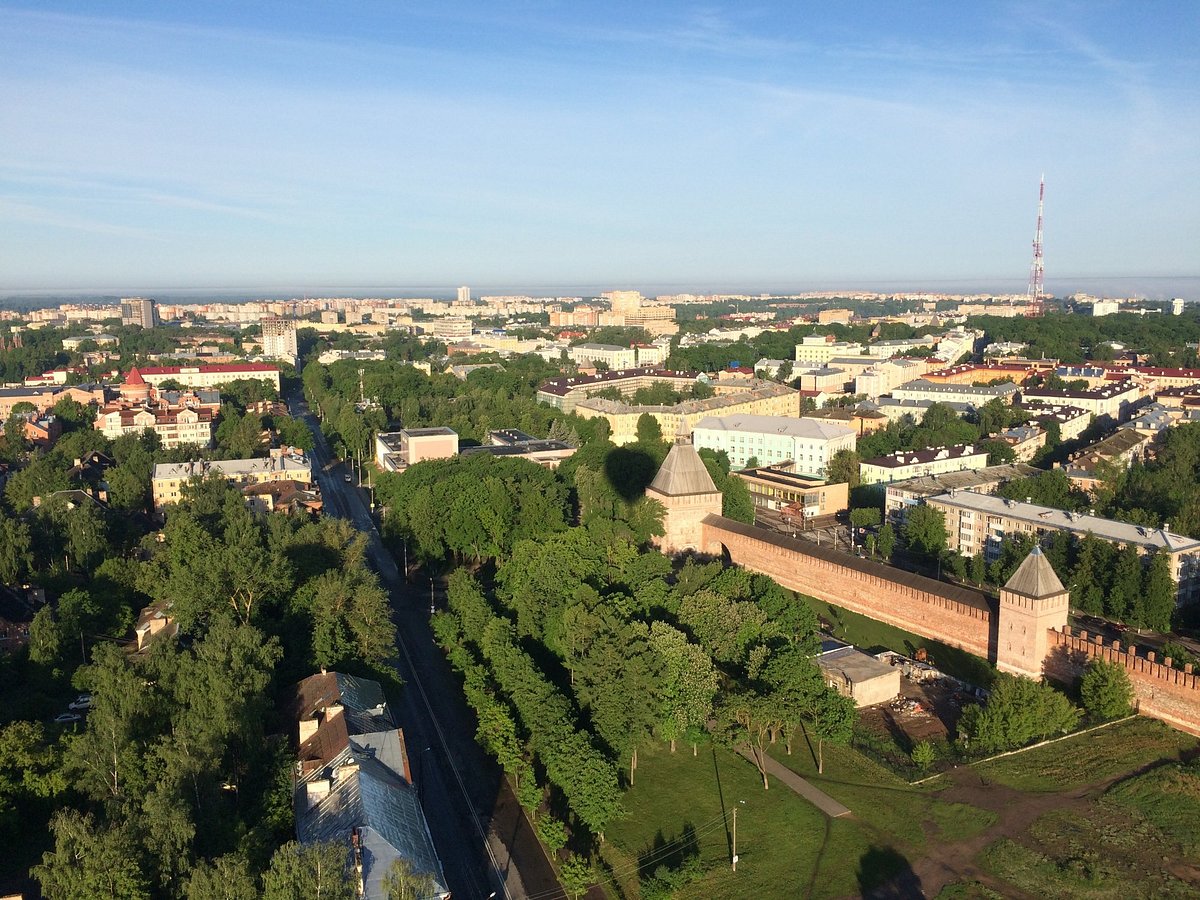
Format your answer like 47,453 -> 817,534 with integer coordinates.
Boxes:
883,766 -> 1131,898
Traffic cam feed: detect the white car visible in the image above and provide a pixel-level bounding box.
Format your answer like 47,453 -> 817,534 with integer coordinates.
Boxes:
68,694 -> 93,711
54,713 -> 82,725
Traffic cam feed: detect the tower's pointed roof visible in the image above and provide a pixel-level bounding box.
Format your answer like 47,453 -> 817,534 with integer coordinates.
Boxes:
125,366 -> 146,385
648,441 -> 719,497
1004,545 -> 1066,598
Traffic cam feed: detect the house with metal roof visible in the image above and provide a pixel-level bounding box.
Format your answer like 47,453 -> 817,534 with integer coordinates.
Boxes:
288,672 -> 449,900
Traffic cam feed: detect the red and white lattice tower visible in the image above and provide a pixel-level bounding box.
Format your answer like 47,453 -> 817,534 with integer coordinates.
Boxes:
1026,175 -> 1045,317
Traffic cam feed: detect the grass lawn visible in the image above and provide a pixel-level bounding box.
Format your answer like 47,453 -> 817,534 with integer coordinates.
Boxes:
801,595 -> 996,688
767,733 -> 997,851
974,717 -> 1198,792
1102,759 -> 1200,855
981,807 -> 1198,898
600,740 -> 899,899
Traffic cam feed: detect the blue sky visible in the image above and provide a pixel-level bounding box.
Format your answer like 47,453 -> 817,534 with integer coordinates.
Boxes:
1,2 -> 1197,294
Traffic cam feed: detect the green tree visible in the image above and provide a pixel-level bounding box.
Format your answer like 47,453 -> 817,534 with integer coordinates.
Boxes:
902,505 -> 948,559
1079,658 -> 1134,721
878,523 -> 896,560
34,810 -> 151,900
969,552 -> 987,585
811,688 -> 856,775
636,412 -> 664,445
1140,550 -> 1176,632
826,448 -> 861,487
1106,545 -> 1143,621
849,507 -> 881,528
910,740 -> 936,771
185,855 -> 259,900
381,858 -> 438,900
648,622 -> 718,753
537,816 -> 569,855
0,512 -> 33,584
1069,534 -> 1109,615
559,855 -> 595,900
957,674 -> 1080,753
262,841 -> 354,900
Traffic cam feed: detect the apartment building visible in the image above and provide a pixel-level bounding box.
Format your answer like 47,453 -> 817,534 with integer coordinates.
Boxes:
151,451 -> 312,508
794,334 -> 864,365
537,369 -> 700,413
96,406 -> 214,449
1024,404 -> 1092,442
260,317 -> 299,365
855,359 -> 926,398
120,297 -> 159,329
569,343 -> 637,369
859,444 -> 991,485
131,363 -> 282,393
575,382 -> 800,445
890,379 -> 1019,406
864,335 -> 939,357
1021,380 -> 1140,422
692,414 -> 856,474
925,490 -> 1200,604
883,462 -> 1040,523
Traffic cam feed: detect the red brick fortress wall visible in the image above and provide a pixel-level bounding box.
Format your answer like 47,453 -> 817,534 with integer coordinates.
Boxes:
701,515 -> 996,662
1044,626 -> 1200,737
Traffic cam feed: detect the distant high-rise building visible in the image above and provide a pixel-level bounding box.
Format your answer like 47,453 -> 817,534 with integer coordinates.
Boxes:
457,285 -> 471,304
604,290 -> 643,316
1173,298 -> 1186,316
120,297 -> 159,329
261,316 -> 299,365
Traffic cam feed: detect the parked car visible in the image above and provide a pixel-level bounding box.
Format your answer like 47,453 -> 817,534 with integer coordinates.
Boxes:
68,694 -> 93,711
53,713 -> 82,725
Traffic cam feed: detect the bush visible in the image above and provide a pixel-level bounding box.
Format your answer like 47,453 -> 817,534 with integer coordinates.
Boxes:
911,740 -> 937,771
1079,658 -> 1134,721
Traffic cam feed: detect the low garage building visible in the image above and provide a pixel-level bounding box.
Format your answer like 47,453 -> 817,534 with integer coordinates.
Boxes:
815,642 -> 901,707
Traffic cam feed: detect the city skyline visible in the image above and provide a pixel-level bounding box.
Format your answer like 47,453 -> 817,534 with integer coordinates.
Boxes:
2,2 -> 1198,290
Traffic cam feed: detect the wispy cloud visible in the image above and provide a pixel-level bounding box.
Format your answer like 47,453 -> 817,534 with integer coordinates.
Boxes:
0,197 -> 163,239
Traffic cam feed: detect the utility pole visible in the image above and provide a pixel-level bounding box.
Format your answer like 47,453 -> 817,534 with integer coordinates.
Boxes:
731,807 -> 738,872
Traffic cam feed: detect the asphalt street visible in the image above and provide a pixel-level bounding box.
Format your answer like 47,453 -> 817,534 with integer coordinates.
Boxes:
293,394 -> 565,900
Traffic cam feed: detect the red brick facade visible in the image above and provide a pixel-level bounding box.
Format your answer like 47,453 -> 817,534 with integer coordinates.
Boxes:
703,516 -> 1200,737
1045,627 -> 1200,737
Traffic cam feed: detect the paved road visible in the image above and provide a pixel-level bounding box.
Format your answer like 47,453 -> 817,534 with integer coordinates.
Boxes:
293,395 -> 564,900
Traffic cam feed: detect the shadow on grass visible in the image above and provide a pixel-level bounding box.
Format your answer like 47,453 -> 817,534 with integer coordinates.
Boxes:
857,845 -> 923,899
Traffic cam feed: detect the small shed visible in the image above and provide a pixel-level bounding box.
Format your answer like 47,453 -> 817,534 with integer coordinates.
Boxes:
816,644 -> 901,708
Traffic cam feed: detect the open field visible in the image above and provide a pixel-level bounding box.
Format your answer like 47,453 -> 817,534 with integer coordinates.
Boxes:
596,718 -> 1200,898
974,717 -> 1197,792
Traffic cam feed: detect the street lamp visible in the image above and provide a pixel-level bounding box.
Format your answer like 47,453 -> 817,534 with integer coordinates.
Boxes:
429,577 -> 435,616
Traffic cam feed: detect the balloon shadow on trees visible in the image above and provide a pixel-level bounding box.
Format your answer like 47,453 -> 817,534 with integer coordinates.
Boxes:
603,447 -> 660,501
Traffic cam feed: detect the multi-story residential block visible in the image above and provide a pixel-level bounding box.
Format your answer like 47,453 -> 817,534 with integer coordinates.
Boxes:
798,367 -> 850,393
883,462 -> 1040,524
426,317 -> 472,341
633,342 -> 669,366
569,343 -> 637,370
0,384 -> 108,418
855,359 -> 926,398
925,490 -> 1200,605
575,382 -> 800,445
260,317 -> 299,365
1023,404 -> 1092,442
62,333 -> 119,351
864,336 -> 939,357
1091,299 -> 1121,317
96,406 -> 214,449
537,369 -> 700,412
872,397 -> 975,424
692,414 -> 856,474
374,428 -> 459,472
120,297 -> 158,328
794,334 -> 864,365
130,363 -> 282,393
817,308 -> 853,325
1020,379 -> 1140,422
890,379 -> 1019,406
860,444 -> 991,485
151,451 -> 313,509
994,423 -> 1046,462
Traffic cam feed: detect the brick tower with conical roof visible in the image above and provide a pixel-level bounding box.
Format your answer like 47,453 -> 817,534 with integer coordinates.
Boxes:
996,545 -> 1071,679
646,439 -> 724,555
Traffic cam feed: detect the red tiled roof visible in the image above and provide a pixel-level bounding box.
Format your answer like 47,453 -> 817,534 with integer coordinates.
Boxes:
134,363 -> 280,375
125,366 -> 146,385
